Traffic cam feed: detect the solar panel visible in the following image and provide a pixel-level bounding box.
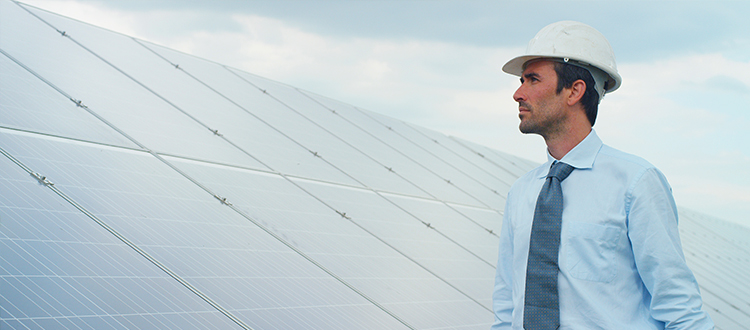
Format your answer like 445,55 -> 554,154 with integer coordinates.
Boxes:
2,0 -> 748,329
166,155 -> 493,329
0,129 -> 417,330
1,0 -> 267,170
0,135 -> 247,329
678,209 -> 750,328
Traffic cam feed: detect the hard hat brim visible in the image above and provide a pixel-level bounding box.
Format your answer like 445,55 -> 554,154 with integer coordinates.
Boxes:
502,55 -> 540,77
502,55 -> 621,93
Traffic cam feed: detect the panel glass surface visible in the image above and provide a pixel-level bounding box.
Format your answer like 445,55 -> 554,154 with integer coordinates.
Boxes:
227,80 -> 486,207
121,32 -> 431,197
167,156 -> 494,329
126,41 -> 363,187
19,5 -> 366,187
224,67 -> 434,198
303,91 -> 514,205
298,90 -> 510,207
0,53 -> 138,148
403,122 -> 521,195
448,136 -> 539,179
448,204 -> 505,249
290,178 -> 497,312
0,139 -> 240,329
382,194 -> 501,269
1,1 -> 264,169
678,210 -> 750,329
0,130 -> 410,330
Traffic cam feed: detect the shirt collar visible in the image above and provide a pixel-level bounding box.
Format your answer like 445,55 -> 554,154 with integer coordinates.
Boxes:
539,129 -> 603,178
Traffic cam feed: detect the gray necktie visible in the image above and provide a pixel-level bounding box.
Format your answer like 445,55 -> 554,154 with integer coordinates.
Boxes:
523,161 -> 575,330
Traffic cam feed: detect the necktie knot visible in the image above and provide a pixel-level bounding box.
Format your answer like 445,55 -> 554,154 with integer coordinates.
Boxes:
547,162 -> 574,182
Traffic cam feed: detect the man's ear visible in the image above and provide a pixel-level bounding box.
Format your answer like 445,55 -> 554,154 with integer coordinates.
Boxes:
566,79 -> 586,106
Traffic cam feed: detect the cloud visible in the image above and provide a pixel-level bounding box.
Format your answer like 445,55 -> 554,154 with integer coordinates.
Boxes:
601,53 -> 749,147
597,54 -> 750,224
21,0 -> 144,37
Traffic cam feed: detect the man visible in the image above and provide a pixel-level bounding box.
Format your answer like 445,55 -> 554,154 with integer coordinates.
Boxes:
491,21 -> 714,329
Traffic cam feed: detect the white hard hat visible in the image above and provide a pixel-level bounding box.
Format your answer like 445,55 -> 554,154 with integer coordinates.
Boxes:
503,21 -> 621,100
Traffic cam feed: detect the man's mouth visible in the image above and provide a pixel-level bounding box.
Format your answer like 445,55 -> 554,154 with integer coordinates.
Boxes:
518,102 -> 531,114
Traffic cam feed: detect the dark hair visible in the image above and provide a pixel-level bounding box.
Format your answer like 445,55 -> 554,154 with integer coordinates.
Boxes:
553,62 -> 599,126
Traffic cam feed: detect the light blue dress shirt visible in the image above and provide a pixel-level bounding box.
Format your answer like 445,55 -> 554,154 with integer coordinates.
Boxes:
492,130 -> 714,330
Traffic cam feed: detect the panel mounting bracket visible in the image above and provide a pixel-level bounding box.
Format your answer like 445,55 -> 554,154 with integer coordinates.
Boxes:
30,172 -> 54,187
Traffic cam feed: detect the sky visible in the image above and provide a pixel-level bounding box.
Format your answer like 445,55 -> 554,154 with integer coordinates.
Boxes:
16,0 -> 750,227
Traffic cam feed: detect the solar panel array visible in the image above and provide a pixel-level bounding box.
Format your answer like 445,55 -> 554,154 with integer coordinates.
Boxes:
1,1 -> 748,329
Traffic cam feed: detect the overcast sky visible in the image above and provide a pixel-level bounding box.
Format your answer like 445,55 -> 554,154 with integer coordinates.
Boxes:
18,0 -> 750,227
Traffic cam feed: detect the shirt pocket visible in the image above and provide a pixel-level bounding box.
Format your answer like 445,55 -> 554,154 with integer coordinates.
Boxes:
565,221 -> 621,283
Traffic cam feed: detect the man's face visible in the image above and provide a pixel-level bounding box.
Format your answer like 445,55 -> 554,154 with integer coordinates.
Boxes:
513,60 -> 568,136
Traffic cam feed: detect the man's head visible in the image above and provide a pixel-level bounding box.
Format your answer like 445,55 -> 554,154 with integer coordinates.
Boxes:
503,21 -> 621,127
514,60 -> 589,137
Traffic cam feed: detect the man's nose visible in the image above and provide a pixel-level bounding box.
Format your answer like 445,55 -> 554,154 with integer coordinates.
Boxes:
513,85 -> 525,102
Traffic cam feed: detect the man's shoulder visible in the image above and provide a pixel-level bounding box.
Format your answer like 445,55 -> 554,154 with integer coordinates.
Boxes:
594,144 -> 675,193
597,144 -> 657,171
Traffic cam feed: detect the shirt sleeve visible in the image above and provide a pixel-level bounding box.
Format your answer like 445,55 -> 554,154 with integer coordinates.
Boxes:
626,167 -> 714,329
492,190 -> 515,330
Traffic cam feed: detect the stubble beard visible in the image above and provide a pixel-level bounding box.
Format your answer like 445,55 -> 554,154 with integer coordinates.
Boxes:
517,101 -> 565,138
